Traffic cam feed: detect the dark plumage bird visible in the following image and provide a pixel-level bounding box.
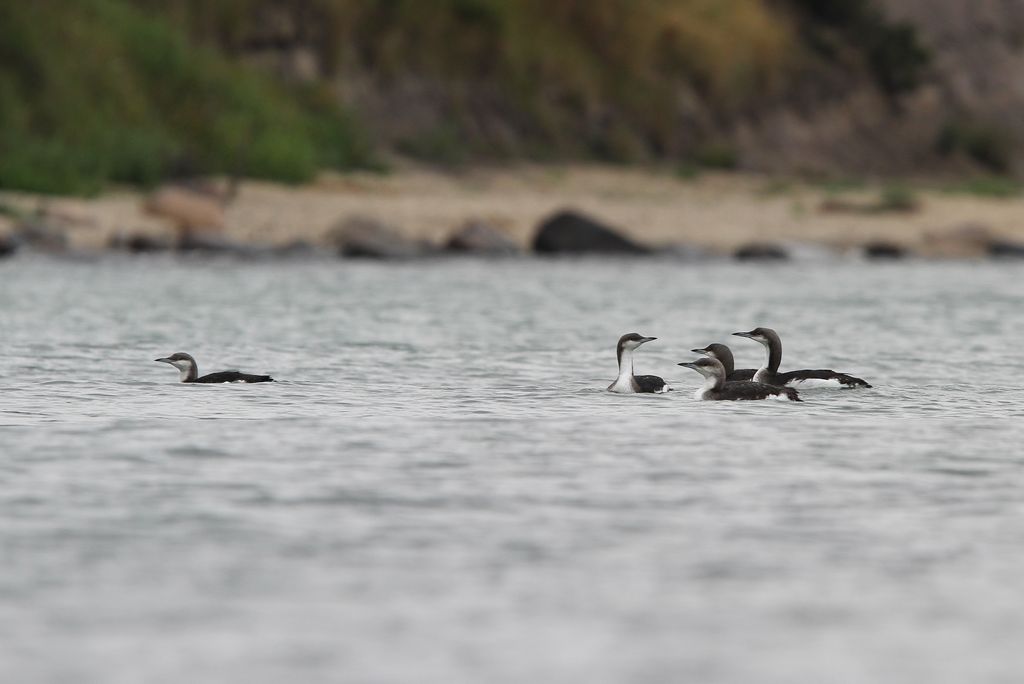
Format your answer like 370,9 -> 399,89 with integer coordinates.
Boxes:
732,327 -> 870,388
678,357 -> 801,401
155,352 -> 274,384
690,343 -> 756,381
607,333 -> 670,394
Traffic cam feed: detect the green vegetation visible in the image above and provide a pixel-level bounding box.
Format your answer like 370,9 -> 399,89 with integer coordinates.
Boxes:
789,0 -> 930,95
693,142 -> 740,171
0,0 -> 939,194
812,178 -> 920,214
675,163 -> 703,181
396,124 -> 469,168
816,177 -> 869,195
152,0 -> 798,162
757,178 -> 795,196
936,121 -> 1014,174
0,0 -> 375,194
0,200 -> 23,219
876,185 -> 919,212
674,142 -> 741,179
942,177 -> 1022,198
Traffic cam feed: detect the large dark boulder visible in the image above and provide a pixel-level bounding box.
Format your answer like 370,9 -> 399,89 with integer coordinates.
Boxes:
532,210 -> 648,255
109,231 -> 174,254
988,240 -> 1024,258
733,243 -> 789,261
862,241 -> 909,259
446,220 -> 520,255
0,233 -> 16,259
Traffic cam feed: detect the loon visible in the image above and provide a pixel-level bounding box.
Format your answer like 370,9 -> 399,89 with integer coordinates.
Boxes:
732,328 -> 871,388
691,343 -> 756,381
608,333 -> 670,394
155,352 -> 274,383
678,357 -> 801,401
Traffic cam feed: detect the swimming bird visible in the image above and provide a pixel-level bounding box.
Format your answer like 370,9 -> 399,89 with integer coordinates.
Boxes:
678,357 -> 801,401
155,352 -> 274,383
608,333 -> 670,394
732,327 -> 870,388
690,343 -> 756,381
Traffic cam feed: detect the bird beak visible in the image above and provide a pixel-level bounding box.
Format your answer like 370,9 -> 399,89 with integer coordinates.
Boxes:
155,357 -> 170,364
642,336 -> 657,343
677,362 -> 696,369
732,332 -> 753,339
690,348 -> 707,354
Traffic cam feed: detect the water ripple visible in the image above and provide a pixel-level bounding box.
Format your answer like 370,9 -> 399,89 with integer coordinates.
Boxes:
3,258 -> 1024,683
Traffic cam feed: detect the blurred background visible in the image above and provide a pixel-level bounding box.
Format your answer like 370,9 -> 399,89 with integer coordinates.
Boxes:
3,0 -> 1023,186
1,0 -> 1022,259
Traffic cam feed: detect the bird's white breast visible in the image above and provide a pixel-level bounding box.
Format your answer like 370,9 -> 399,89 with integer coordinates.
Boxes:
608,376 -> 637,394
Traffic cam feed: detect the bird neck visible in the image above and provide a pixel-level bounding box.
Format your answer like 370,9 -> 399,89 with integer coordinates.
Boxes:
175,360 -> 198,383
760,339 -> 782,373
715,349 -> 735,375
616,348 -> 634,382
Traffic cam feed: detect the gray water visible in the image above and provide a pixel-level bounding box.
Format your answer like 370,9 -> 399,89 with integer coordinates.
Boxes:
2,255 -> 1024,683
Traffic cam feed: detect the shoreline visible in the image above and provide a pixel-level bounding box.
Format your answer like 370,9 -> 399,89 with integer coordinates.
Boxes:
2,165 -> 1023,258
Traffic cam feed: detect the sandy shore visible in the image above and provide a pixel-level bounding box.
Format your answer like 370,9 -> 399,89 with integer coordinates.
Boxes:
2,164 -> 1023,255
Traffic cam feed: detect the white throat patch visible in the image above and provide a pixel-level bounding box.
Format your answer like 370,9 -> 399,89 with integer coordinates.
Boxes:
609,349 -> 636,393
169,359 -> 194,381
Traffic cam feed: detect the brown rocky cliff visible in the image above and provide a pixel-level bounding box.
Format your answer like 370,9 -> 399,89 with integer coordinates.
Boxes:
882,0 -> 1024,154
745,0 -> 1024,175
222,0 -> 1024,176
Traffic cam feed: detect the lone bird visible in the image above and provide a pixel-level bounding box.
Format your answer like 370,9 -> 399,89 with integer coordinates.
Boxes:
678,357 -> 801,401
733,327 -> 871,388
155,352 -> 274,384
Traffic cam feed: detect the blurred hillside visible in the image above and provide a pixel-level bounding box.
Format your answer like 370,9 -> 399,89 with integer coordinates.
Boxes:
0,0 -> 376,194
1,0 -> 1021,194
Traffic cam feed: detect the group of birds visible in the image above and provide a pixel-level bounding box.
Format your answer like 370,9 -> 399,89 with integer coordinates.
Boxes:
153,326 -> 869,403
609,327 -> 870,402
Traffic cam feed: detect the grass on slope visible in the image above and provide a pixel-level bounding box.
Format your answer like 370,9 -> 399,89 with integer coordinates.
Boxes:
156,0 -> 796,161
0,0 -> 375,194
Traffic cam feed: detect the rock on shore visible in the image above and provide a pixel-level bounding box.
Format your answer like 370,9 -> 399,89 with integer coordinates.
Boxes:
533,210 -> 648,255
330,216 -> 433,259
0,227 -> 16,258
446,220 -> 520,255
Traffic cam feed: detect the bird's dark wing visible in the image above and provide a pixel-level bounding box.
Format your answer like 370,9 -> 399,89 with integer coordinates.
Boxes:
194,371 -> 275,383
726,368 -> 757,381
777,369 -> 871,388
634,374 -> 670,393
721,381 -> 802,401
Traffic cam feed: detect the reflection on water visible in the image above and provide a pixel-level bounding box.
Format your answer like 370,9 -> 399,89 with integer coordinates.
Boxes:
2,256 -> 1024,683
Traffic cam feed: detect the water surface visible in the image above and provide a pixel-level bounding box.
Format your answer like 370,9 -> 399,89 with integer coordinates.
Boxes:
2,256 -> 1023,683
